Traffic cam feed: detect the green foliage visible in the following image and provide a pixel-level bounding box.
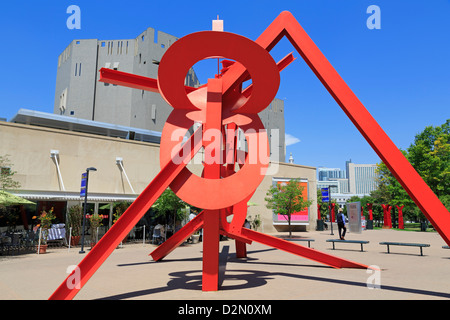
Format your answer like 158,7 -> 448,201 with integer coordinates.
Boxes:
112,201 -> 132,224
67,205 -> 83,236
265,179 -> 312,237
247,214 -> 261,231
371,119 -> 450,223
89,213 -> 103,244
153,188 -> 188,223
0,154 -> 21,191
316,189 -> 338,219
407,119 -> 449,198
439,194 -> 450,212
38,208 -> 56,245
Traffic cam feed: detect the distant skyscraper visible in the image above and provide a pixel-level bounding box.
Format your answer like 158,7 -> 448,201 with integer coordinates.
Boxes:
318,167 -> 346,181
317,159 -> 378,196
345,159 -> 352,179
347,162 -> 378,195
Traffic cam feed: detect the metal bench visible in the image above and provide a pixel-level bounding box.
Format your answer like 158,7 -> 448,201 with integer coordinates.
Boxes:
326,239 -> 369,252
379,241 -> 430,256
291,238 -> 315,248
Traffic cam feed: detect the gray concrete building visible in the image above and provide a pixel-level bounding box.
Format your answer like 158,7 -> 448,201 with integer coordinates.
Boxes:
54,27 -> 285,162
54,28 -> 199,132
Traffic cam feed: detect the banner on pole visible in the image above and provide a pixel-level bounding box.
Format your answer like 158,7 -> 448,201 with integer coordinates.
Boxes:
321,188 -> 329,202
80,173 -> 87,197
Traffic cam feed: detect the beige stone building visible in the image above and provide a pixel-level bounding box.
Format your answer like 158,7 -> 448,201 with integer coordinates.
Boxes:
0,111 -> 318,235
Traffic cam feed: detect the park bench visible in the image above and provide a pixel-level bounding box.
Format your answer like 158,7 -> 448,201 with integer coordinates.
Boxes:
291,238 -> 315,248
326,239 -> 369,252
379,241 -> 430,256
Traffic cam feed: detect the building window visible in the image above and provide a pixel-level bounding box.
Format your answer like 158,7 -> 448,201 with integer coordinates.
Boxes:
59,88 -> 67,114
74,63 -> 82,76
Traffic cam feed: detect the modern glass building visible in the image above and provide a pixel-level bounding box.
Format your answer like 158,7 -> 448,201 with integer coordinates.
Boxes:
317,167 -> 346,181
317,160 -> 378,197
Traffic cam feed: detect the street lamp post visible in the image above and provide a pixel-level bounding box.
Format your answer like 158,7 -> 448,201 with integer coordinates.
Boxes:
79,167 -> 97,254
329,185 -> 338,236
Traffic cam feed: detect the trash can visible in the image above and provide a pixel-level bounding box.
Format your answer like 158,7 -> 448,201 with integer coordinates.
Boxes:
316,219 -> 324,231
366,220 -> 374,230
420,222 -> 427,232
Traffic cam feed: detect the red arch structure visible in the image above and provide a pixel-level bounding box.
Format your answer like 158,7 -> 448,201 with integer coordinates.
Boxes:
49,11 -> 450,300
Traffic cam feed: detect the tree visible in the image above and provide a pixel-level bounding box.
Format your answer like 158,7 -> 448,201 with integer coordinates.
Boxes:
371,119 -> 450,223
407,119 -> 449,198
153,188 -> 188,227
0,155 -> 22,230
0,154 -> 20,191
265,179 -> 312,238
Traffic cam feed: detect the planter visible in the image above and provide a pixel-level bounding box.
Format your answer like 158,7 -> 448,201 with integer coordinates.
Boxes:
192,234 -> 200,244
37,244 -> 48,254
71,236 -> 81,246
316,219 -> 324,231
420,222 -> 428,232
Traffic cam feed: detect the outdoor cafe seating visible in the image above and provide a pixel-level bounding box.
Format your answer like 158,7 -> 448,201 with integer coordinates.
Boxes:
0,223 -> 67,255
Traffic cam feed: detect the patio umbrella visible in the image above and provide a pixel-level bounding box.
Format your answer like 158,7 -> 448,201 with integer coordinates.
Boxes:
0,191 -> 36,207
99,203 -> 112,210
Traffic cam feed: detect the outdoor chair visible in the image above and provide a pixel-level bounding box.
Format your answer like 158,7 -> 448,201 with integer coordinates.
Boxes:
5,233 -> 21,255
152,228 -> 163,244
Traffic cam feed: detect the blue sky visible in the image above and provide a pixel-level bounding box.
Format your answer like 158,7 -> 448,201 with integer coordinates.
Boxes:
0,0 -> 449,170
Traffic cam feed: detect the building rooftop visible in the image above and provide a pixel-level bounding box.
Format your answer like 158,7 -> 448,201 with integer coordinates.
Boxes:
10,109 -> 161,144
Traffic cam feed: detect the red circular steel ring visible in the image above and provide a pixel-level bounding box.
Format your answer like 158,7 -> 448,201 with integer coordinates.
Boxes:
157,31 -> 280,114
160,109 -> 269,209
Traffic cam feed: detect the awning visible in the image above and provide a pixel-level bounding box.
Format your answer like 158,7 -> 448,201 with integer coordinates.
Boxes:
11,190 -> 137,203
0,191 -> 37,206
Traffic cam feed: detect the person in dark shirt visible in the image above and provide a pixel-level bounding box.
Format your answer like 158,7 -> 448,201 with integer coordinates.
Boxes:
337,208 -> 346,240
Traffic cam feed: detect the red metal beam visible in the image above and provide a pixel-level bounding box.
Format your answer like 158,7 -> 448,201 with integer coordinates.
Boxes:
236,11 -> 450,245
240,228 -> 369,269
49,127 -> 203,300
242,52 -> 296,98
150,210 -> 205,261
99,68 -> 198,94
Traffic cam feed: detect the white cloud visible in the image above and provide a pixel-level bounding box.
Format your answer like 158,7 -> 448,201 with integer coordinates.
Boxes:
285,133 -> 301,146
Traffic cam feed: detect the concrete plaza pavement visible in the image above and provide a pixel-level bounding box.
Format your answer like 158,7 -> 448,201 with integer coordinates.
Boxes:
0,227 -> 449,300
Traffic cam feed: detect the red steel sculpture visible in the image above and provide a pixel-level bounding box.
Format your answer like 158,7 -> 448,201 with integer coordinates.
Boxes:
396,205 -> 405,230
49,11 -> 450,300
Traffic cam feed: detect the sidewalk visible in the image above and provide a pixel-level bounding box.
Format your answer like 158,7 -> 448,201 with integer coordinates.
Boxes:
0,228 -> 449,300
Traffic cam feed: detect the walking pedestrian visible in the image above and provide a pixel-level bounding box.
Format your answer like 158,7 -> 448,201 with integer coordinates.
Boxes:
337,208 -> 346,240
